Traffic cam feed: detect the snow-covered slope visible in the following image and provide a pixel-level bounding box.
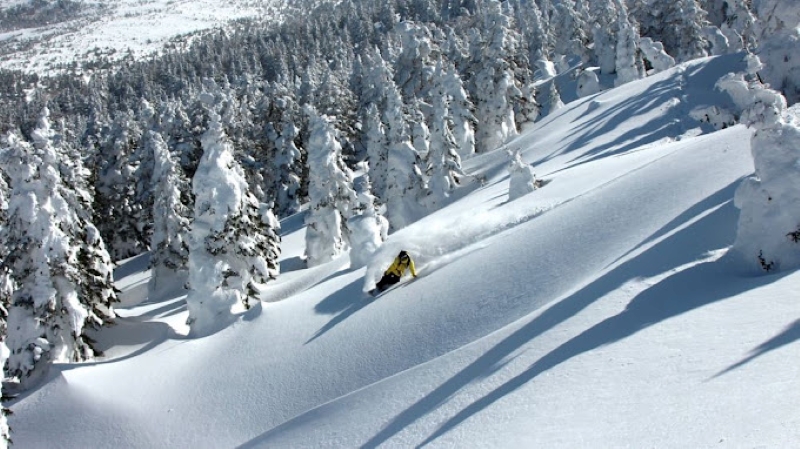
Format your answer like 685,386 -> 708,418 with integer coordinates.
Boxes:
10,55 -> 800,448
0,0 -> 285,74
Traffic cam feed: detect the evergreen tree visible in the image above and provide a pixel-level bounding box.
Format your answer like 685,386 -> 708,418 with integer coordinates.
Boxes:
426,63 -> 466,210
347,174 -> 389,269
304,106 -> 358,268
93,110 -> 145,260
271,119 -> 303,216
442,64 -> 476,160
589,0 -> 619,75
148,131 -> 192,297
394,21 -> 437,102
383,80 -> 426,231
508,149 -> 539,201
0,167 -> 10,448
719,57 -> 800,271
1,122 -> 116,389
613,0 -> 645,87
364,103 -> 389,201
186,112 -> 279,337
753,0 -> 800,105
471,0 -> 521,153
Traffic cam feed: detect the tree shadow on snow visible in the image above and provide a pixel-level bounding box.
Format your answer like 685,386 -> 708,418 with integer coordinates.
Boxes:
713,318 -> 800,379
306,278 -> 370,344
415,259 -> 786,447
532,53 -> 747,171
363,184 -> 776,448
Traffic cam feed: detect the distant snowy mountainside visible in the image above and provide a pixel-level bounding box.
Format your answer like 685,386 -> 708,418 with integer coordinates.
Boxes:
0,0 -> 285,74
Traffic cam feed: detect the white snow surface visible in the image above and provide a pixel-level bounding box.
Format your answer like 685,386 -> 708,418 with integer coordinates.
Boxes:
10,55 -> 800,448
0,0 -> 285,74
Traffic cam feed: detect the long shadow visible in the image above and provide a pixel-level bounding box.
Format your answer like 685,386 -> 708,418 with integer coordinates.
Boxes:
533,53 -> 747,170
6,318 -> 183,402
306,278 -> 371,344
362,193 -> 742,448
713,318 -> 800,378
606,180 -> 743,269
419,258 -> 783,447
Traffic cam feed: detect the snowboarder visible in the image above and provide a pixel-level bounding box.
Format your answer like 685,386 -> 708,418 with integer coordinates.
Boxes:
371,250 -> 417,296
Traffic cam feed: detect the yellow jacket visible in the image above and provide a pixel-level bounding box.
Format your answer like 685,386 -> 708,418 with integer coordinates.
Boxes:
385,255 -> 417,278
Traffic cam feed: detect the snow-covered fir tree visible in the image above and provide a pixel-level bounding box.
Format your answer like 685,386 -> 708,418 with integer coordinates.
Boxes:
364,103 -> 389,201
304,106 -> 358,268
93,110 -> 146,260
442,64 -> 477,160
394,21 -> 437,103
425,63 -> 466,210
186,112 -> 279,337
613,0 -> 644,87
383,81 -> 426,231
590,0 -> 619,76
753,0 -> 800,105
0,167 -> 10,449
508,149 -> 539,201
638,37 -> 676,75
148,131 -> 192,297
1,120 -> 116,389
347,174 -> 388,269
271,118 -> 303,216
410,105 -> 431,160
718,56 -> 800,272
0,338 -> 8,448
472,0 -> 521,153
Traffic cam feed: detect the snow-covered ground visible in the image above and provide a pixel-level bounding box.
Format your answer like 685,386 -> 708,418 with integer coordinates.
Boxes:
0,0 -> 285,74
9,55 -> 800,448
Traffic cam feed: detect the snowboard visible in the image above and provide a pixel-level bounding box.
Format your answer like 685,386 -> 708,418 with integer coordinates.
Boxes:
367,277 -> 415,298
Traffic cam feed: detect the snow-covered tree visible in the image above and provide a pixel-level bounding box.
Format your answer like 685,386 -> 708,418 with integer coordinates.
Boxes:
508,149 -> 539,201
186,112 -> 279,337
0,339 -> 9,448
0,168 -> 10,446
364,103 -> 390,201
613,0 -> 644,86
442,65 -> 476,160
394,21 -> 437,102
576,68 -> 602,98
0,169 -> 7,257
1,122 -> 116,389
93,110 -> 145,260
472,1 -> 522,153
753,0 -> 800,105
383,83 -> 426,231
639,37 -> 676,75
589,0 -> 619,75
550,0 -> 590,63
410,106 -> 431,160
719,56 -> 800,272
148,131 -> 192,297
426,64 -> 466,210
271,119 -> 303,216
347,175 -> 388,269
638,0 -> 710,63
304,106 -> 358,268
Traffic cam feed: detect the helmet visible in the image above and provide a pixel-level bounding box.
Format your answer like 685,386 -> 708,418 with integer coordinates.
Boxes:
398,250 -> 409,260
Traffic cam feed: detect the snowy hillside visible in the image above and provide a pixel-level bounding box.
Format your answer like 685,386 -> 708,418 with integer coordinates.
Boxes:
9,55 -> 800,448
0,0 -> 285,73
